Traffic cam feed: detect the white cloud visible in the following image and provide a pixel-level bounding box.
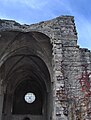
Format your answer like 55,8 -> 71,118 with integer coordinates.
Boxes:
1,0 -> 48,9
23,0 -> 48,9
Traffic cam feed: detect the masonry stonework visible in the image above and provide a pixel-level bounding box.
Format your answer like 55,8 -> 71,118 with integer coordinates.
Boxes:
0,16 -> 91,120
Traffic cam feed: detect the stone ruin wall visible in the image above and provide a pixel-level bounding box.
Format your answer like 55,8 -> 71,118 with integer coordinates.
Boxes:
0,16 -> 91,120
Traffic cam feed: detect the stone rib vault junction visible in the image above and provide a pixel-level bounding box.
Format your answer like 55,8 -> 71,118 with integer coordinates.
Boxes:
0,16 -> 91,120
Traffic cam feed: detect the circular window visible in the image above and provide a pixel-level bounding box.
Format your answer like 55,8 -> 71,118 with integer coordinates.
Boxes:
24,93 -> 36,103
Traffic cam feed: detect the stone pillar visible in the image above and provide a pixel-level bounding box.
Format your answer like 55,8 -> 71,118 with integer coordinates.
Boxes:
52,33 -> 68,120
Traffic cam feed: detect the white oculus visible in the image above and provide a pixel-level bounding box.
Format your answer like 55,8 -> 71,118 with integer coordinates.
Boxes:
24,93 -> 36,103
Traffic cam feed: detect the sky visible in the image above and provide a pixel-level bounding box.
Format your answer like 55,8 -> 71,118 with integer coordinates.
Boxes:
0,0 -> 91,50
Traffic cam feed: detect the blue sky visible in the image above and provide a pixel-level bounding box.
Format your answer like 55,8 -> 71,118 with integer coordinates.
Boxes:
0,0 -> 91,50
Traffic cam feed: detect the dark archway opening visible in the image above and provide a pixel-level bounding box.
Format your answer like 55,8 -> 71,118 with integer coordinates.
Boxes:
2,55 -> 51,120
1,31 -> 52,120
12,79 -> 44,115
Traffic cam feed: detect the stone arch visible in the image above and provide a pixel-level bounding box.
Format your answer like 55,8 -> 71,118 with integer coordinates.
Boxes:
0,31 -> 53,82
0,31 -> 53,120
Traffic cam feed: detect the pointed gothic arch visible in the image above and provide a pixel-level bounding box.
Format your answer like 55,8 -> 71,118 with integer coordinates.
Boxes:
0,31 -> 53,120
